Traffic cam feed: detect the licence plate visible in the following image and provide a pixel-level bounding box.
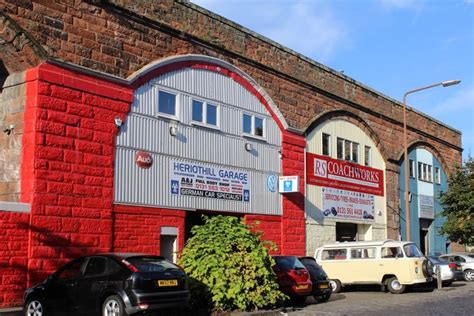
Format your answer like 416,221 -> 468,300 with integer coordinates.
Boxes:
157,279 -> 178,287
319,284 -> 329,289
295,284 -> 308,290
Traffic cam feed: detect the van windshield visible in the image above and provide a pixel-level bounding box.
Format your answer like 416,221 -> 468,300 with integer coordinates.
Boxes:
403,244 -> 423,258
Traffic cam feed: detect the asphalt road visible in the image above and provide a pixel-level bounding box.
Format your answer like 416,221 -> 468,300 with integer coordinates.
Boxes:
3,282 -> 472,316
285,281 -> 474,316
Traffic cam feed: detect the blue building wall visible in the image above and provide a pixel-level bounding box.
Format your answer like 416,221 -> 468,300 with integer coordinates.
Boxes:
399,148 -> 449,255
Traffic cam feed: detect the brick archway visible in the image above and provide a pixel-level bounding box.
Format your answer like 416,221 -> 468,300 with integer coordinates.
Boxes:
304,109 -> 389,163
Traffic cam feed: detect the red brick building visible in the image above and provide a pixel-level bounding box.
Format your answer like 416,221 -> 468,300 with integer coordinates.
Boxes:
0,0 -> 462,307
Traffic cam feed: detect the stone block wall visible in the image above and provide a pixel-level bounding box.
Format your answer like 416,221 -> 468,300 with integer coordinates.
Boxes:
21,63 -> 133,286
0,203 -> 30,307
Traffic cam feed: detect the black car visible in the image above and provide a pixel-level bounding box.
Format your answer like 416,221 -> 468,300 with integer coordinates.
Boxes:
298,257 -> 332,302
24,254 -> 189,316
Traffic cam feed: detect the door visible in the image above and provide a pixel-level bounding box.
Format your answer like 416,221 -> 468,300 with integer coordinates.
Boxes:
420,229 -> 429,255
160,235 -> 177,262
47,258 -> 87,314
75,256 -> 109,315
336,222 -> 357,242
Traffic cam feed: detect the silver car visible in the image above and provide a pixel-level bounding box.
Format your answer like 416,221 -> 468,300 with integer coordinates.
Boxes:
439,253 -> 474,282
428,256 -> 464,286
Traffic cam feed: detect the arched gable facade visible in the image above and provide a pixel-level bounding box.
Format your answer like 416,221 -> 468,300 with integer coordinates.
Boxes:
305,113 -> 388,255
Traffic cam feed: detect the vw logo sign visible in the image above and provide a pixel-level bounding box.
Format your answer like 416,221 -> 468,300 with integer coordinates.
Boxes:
135,151 -> 153,169
267,174 -> 276,192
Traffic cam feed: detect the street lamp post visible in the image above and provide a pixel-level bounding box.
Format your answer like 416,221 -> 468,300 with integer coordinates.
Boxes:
402,79 -> 460,241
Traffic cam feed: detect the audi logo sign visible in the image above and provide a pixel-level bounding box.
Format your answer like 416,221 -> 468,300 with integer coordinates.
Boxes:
135,151 -> 153,169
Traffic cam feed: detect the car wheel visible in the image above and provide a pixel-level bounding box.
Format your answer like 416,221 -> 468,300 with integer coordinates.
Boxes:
464,269 -> 474,282
329,279 -> 342,293
314,293 -> 331,303
386,277 -> 406,294
25,299 -> 44,316
102,295 -> 126,316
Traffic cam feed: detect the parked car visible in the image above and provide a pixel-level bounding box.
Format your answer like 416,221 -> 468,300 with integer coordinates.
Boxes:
298,257 -> 332,302
315,240 -> 433,294
272,256 -> 312,303
427,256 -> 463,286
439,253 -> 474,282
24,254 -> 190,316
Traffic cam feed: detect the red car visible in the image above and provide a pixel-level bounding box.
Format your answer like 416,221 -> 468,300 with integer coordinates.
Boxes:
272,256 -> 312,303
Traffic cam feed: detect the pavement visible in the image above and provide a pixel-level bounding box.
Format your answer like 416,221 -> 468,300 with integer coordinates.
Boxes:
283,281 -> 474,315
3,281 -> 473,315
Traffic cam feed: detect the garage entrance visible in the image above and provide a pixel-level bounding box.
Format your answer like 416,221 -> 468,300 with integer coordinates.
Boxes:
336,222 -> 358,242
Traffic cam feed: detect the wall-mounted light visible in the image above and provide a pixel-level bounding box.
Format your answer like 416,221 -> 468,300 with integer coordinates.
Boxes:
169,126 -> 178,136
408,192 -> 412,203
278,149 -> 283,159
114,116 -> 123,128
2,124 -> 14,135
245,143 -> 253,152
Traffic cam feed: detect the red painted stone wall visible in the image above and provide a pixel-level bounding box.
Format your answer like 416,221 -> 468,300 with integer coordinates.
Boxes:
280,132 -> 306,256
244,214 -> 282,254
0,210 -> 29,307
113,205 -> 186,254
22,63 -> 133,286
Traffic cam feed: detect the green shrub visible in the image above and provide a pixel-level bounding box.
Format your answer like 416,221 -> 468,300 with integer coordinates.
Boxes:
179,215 -> 287,312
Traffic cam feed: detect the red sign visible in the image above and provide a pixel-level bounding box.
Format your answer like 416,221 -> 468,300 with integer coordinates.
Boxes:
135,151 -> 153,169
306,153 -> 384,196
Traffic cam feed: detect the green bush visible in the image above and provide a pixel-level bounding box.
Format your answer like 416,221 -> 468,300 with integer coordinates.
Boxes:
179,215 -> 287,312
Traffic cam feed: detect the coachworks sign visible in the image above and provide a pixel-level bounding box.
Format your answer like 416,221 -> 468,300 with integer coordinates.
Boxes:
306,153 -> 384,196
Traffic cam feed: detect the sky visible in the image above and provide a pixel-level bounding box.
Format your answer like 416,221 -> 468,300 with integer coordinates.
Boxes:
192,0 -> 474,162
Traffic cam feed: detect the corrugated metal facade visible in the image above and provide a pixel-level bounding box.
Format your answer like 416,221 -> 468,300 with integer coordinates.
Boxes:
115,68 -> 282,215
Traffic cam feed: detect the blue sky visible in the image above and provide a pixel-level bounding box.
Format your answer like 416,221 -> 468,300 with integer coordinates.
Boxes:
192,0 -> 474,162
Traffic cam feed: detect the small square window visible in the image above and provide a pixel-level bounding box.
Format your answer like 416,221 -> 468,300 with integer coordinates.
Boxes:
352,142 -> 359,163
242,113 -> 264,138
365,146 -> 371,167
158,91 -> 176,117
434,167 -> 441,184
254,117 -> 264,137
192,100 -> 203,122
409,159 -> 415,178
206,103 -> 217,126
337,138 -> 344,160
322,133 -> 331,156
243,114 -> 252,134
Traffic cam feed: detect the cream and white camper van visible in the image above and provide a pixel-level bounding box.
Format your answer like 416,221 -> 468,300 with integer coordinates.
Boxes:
314,240 -> 433,294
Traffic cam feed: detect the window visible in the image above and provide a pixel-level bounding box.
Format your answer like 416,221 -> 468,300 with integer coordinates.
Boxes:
381,247 -> 403,258
434,167 -> 441,184
242,113 -> 265,138
192,99 -> 219,128
351,248 -> 376,259
322,249 -> 347,260
418,162 -> 433,182
336,137 -> 359,163
337,138 -> 344,160
409,159 -> 415,178
57,259 -> 85,280
322,133 -> 331,156
364,146 -> 371,166
158,90 -> 177,118
84,257 -> 107,277
403,244 -> 423,258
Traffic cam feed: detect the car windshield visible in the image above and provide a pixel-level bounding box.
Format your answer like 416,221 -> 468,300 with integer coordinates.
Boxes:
126,256 -> 180,273
428,256 -> 447,264
299,258 -> 327,278
274,256 -> 306,272
467,254 -> 474,259
403,244 -> 424,258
